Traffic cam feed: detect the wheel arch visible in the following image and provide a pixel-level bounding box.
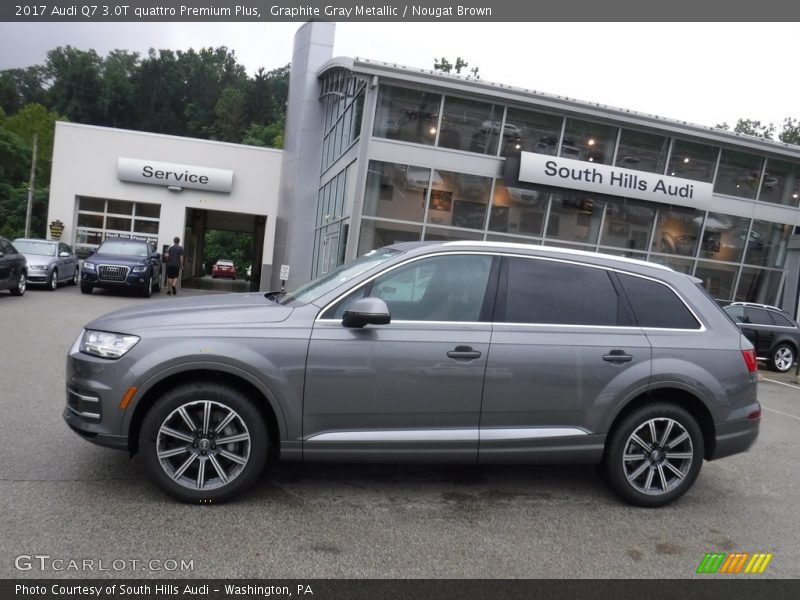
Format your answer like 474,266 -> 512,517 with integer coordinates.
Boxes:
127,368 -> 284,458
606,387 -> 716,460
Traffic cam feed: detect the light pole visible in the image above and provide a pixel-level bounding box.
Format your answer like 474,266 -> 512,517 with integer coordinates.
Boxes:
24,132 -> 38,238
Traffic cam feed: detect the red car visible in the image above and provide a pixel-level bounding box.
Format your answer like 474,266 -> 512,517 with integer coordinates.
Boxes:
212,259 -> 236,279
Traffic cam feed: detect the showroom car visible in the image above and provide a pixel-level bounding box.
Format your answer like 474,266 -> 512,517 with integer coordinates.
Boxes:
0,236 -> 27,296
80,238 -> 162,297
64,241 -> 760,507
13,238 -> 79,290
212,259 -> 237,279
723,302 -> 800,372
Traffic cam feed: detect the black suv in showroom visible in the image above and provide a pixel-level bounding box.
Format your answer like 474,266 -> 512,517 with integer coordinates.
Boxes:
723,302 -> 800,372
80,238 -> 162,297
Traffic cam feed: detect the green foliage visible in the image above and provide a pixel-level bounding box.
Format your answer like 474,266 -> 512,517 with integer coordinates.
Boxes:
433,57 -> 472,75
779,118 -> 800,146
204,230 -> 254,274
241,118 -> 285,149
0,46 -> 290,240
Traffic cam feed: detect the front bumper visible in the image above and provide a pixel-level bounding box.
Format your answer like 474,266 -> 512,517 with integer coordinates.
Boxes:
26,268 -> 50,283
63,343 -> 136,452
81,269 -> 150,289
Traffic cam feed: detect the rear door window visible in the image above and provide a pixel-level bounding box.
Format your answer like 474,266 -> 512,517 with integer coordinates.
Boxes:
499,257 -> 620,326
618,273 -> 701,330
745,307 -> 774,326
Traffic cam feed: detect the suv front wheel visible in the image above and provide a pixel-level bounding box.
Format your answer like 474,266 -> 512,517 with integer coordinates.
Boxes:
602,403 -> 704,508
139,383 -> 268,503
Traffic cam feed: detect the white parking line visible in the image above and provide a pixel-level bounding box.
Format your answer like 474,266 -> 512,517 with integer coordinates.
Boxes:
761,406 -> 800,422
761,377 -> 800,391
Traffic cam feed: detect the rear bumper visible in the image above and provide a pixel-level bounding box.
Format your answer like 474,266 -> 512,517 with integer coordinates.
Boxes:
709,417 -> 760,460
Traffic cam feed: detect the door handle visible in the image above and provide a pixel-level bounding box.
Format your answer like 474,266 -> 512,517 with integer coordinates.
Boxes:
447,346 -> 482,360
602,350 -> 633,363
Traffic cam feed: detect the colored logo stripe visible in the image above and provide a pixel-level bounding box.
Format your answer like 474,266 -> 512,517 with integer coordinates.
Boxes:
697,553 -> 726,574
696,552 -> 773,574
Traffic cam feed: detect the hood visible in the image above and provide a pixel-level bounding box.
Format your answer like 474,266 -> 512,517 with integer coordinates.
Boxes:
85,254 -> 149,268
86,293 -> 294,333
23,254 -> 55,267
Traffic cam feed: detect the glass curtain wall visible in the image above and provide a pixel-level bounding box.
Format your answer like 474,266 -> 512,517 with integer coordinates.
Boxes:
363,85 -> 800,304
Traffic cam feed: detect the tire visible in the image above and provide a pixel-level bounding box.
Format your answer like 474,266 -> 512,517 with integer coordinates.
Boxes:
80,282 -> 93,295
10,272 -> 26,296
769,343 -> 795,373
69,268 -> 79,286
139,382 -> 268,503
601,402 -> 704,508
48,268 -> 58,291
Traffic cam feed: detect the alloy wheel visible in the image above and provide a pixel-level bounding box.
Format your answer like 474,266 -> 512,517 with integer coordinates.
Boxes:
156,400 -> 252,491
622,417 -> 693,496
773,346 -> 794,372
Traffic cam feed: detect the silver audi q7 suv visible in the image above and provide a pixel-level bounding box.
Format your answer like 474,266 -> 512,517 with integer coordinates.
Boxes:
64,241 -> 760,507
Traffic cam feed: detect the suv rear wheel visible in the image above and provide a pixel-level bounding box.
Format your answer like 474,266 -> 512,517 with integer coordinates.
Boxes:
602,403 -> 703,508
139,383 -> 268,503
769,343 -> 795,373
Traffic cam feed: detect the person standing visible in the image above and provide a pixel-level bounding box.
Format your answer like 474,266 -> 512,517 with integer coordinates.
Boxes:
165,236 -> 184,296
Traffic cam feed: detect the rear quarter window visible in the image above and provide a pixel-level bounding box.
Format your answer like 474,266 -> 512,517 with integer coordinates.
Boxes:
618,273 -> 701,330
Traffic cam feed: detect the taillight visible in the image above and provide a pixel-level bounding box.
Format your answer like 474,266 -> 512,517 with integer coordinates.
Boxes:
741,348 -> 758,373
747,406 -> 762,421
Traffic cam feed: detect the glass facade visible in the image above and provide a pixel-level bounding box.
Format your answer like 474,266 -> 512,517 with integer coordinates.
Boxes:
75,197 -> 160,256
348,83 -> 800,307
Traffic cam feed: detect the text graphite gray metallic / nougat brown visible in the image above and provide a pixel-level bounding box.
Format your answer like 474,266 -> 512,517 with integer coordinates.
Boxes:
64,241 -> 760,507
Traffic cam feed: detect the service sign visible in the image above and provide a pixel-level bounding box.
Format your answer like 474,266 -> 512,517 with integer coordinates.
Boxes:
518,152 -> 713,210
117,158 -> 233,193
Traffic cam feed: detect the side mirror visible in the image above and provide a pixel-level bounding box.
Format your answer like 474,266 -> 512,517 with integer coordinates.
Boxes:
342,297 -> 391,328
0,252 -> 5,259
59,251 -> 70,257
151,252 -> 161,261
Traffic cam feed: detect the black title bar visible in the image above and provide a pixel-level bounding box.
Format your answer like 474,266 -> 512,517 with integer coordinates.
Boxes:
3,0 -> 800,22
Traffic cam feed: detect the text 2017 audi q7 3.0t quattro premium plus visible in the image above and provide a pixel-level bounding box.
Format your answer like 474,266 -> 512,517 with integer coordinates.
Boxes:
64,242 -> 760,507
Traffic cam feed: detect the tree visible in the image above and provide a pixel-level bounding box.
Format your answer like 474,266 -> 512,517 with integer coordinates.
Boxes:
214,86 -> 247,142
3,103 -> 65,182
45,46 -> 104,124
241,118 -> 285,149
100,50 -> 140,129
433,57 -> 472,75
778,118 -> 800,146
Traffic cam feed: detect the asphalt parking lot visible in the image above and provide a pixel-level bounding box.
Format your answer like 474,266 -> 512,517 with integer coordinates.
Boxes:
1,283 -> 799,579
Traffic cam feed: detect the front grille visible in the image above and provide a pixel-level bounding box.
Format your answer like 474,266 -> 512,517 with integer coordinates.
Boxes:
98,264 -> 129,281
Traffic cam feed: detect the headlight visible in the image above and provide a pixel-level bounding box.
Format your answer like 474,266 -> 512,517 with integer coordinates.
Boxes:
83,262 -> 95,271
132,265 -> 147,273
80,330 -> 140,359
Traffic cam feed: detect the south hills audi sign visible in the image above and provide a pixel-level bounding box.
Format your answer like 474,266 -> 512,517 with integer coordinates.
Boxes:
519,152 -> 713,209
117,157 -> 233,193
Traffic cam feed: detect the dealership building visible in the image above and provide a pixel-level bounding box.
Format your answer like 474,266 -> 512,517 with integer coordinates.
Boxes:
48,22 -> 800,314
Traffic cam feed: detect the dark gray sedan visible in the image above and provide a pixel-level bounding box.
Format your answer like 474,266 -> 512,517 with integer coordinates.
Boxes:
14,238 -> 79,290
64,242 -> 760,507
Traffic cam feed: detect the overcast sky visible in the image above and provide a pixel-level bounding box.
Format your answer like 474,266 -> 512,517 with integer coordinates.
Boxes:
1,22 -> 797,133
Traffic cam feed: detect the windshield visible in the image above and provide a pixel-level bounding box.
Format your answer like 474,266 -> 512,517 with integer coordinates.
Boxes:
279,248 -> 403,305
14,240 -> 56,256
97,240 -> 148,257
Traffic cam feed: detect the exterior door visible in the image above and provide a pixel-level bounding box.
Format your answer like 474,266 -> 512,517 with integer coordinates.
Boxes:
479,256 -> 652,463
58,243 -> 78,282
744,307 -> 776,356
303,253 -> 497,462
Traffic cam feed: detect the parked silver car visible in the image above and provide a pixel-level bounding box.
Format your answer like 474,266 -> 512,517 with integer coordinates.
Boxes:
14,238 -> 79,290
64,242 -> 760,507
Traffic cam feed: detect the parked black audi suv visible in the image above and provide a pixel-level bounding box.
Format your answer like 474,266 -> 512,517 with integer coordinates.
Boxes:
80,238 -> 162,297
